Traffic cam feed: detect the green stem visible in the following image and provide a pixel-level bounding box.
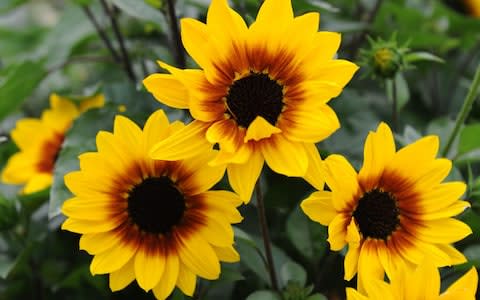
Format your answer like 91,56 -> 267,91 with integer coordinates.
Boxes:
442,63 -> 480,157
100,0 -> 137,82
165,0 -> 186,68
255,180 -> 279,292
391,78 -> 398,131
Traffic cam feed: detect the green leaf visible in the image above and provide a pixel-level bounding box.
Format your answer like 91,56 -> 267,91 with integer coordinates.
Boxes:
280,261 -> 307,287
459,124 -> 480,155
246,291 -> 281,300
0,61 -> 46,121
404,51 -> 445,64
110,0 -> 168,29
286,206 -> 327,262
463,244 -> 480,266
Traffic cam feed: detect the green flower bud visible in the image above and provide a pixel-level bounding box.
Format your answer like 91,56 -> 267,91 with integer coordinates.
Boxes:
373,47 -> 403,78
0,194 -> 18,231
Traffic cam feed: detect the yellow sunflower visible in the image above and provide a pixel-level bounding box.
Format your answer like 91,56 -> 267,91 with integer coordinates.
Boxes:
143,0 -> 358,202
347,262 -> 478,300
61,110 -> 242,299
1,93 -> 104,194
301,122 -> 472,287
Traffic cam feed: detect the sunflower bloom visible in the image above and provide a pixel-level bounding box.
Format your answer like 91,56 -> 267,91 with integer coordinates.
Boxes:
61,110 -> 242,299
143,0 -> 358,202
1,93 -> 104,194
347,262 -> 478,300
301,122 -> 472,287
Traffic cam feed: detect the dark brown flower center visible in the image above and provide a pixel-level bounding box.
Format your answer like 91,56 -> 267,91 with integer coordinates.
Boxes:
226,72 -> 284,128
127,176 -> 185,234
353,188 -> 399,240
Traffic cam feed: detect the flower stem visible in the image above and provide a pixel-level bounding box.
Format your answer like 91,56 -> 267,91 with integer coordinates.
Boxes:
391,78 -> 398,131
442,63 -> 480,157
81,6 -> 121,63
100,0 -> 137,82
165,0 -> 186,68
255,180 -> 279,292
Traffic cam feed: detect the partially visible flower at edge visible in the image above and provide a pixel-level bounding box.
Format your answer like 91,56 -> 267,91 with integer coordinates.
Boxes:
61,109 -> 242,300
143,0 -> 358,203
301,122 -> 472,288
346,261 -> 478,300
1,93 -> 104,194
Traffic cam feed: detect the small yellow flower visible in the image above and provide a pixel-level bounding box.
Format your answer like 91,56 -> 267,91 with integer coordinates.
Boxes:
1,93 -> 104,194
61,110 -> 242,300
143,0 -> 358,202
301,122 -> 472,287
346,262 -> 478,300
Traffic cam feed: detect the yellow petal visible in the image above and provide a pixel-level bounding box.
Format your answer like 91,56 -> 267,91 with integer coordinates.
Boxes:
1,152 -> 37,183
79,94 -> 105,113
363,278 -> 395,300
386,135 -> 439,184
227,149 -> 264,203
150,120 -> 211,161
306,59 -> 359,86
198,215 -> 234,247
346,288 -> 369,300
436,244 -> 467,265
206,0 -> 248,70
134,241 -> 165,291
280,105 -> 340,143
357,240 -> 384,293
80,232 -> 120,255
405,261 -> 440,299
180,18 -> 212,72
344,243 -> 361,281
109,257 -> 135,291
260,134 -> 308,176
253,0 -> 293,37
358,122 -> 395,191
212,245 -> 240,263
176,232 -> 220,280
175,153 -> 226,196
176,263 -> 197,296
303,143 -> 326,191
244,116 -> 281,142
206,119 -> 243,153
62,198 -> 123,220
90,239 -> 138,275
143,74 -> 189,109
303,32 -> 342,63
143,109 -> 172,151
301,191 -> 336,225
197,191 -> 243,223
22,173 -> 52,194
10,119 -> 47,149
416,182 -> 466,212
324,154 -> 360,211
152,253 -> 179,300
61,216 -> 122,234
327,214 -> 350,251
442,267 -> 478,298
416,218 -> 472,244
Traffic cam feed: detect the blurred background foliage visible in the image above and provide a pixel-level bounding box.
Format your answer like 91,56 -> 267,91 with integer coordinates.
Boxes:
0,0 -> 480,299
